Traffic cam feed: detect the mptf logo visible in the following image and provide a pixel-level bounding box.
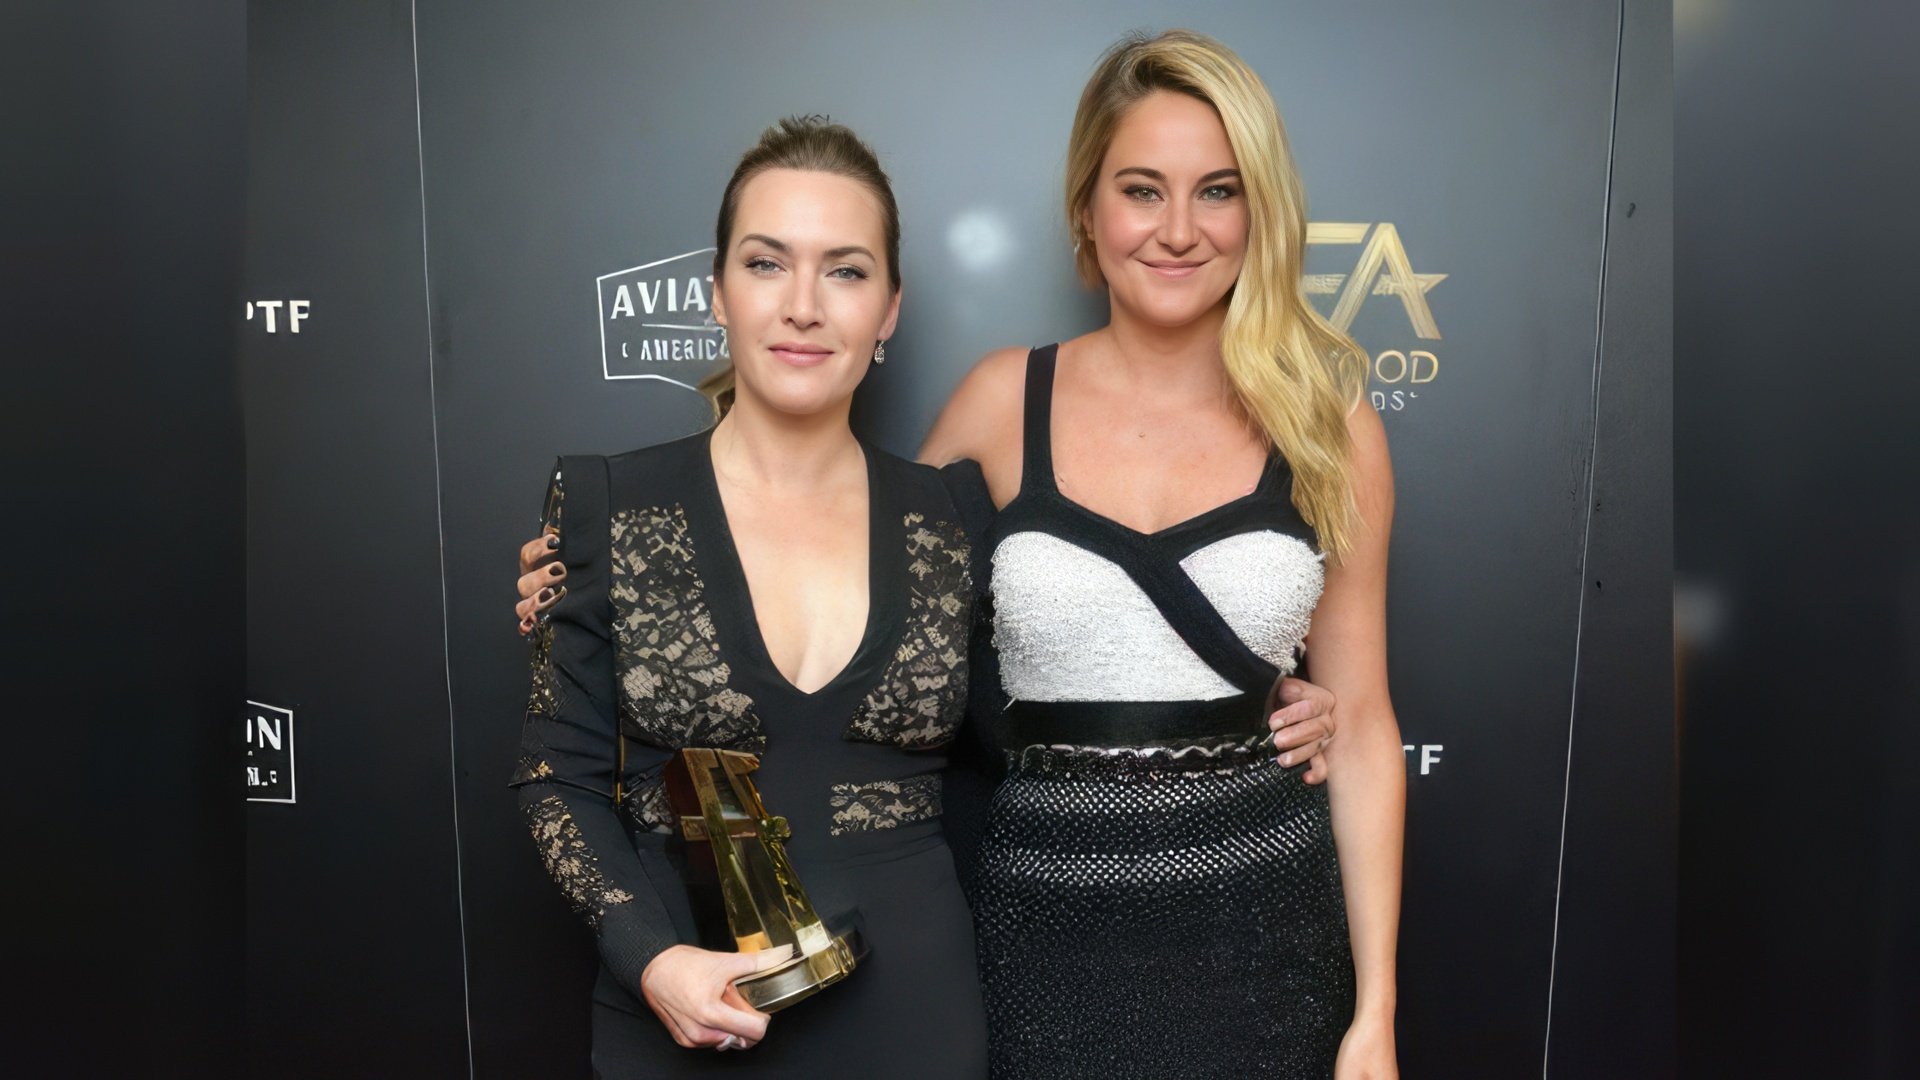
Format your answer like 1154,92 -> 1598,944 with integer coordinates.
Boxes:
1402,742 -> 1444,776
597,247 -> 724,388
1304,222 -> 1446,413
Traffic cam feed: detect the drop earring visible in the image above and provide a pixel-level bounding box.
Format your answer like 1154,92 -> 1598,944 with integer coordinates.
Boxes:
872,340 -> 887,365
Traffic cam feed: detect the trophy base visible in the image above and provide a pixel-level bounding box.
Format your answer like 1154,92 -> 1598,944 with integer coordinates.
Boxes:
735,927 -> 868,1013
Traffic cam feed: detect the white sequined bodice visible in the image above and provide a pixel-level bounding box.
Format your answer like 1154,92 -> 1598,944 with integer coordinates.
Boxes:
991,529 -> 1325,702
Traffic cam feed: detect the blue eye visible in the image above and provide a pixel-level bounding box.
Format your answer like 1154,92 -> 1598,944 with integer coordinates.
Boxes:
1200,185 -> 1239,201
829,266 -> 868,281
745,256 -> 781,273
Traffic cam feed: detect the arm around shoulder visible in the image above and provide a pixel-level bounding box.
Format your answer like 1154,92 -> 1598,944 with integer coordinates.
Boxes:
917,346 -> 1028,468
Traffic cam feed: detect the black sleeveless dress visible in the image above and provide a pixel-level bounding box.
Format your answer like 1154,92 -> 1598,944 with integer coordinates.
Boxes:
508,429 -> 988,1078
966,347 -> 1355,1078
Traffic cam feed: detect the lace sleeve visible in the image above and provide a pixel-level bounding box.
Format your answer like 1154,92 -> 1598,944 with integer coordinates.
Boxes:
507,456 -> 680,993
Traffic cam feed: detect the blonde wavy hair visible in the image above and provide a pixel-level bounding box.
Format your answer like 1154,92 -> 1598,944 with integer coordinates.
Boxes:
1066,29 -> 1370,556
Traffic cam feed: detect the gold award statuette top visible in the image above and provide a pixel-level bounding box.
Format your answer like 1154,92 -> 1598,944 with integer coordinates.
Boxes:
663,747 -> 865,1012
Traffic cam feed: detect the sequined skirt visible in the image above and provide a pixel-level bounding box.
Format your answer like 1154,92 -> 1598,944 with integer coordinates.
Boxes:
970,737 -> 1354,1079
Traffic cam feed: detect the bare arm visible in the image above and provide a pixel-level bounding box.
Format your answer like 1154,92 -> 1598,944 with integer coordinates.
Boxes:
916,346 -> 1028,507
1306,403 -> 1405,1068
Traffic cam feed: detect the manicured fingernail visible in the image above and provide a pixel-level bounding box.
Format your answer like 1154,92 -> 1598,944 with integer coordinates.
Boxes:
538,587 -> 554,602
548,564 -> 563,577
546,534 -> 560,549
1279,753 -> 1292,766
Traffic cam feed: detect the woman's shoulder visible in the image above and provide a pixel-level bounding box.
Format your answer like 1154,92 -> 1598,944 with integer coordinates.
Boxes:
919,345 -> 1035,467
536,427 -> 712,526
589,426 -> 710,501
968,344 -> 1035,382
867,444 -> 996,545
868,441 -> 947,500
945,346 -> 1031,421
604,426 -> 709,474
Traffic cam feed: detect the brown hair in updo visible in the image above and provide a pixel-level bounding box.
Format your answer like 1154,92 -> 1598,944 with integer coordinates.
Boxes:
698,115 -> 902,419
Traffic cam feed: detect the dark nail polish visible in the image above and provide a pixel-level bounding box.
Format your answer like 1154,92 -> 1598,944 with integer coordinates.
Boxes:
548,564 -> 564,577
546,535 -> 560,549
538,587 -> 554,603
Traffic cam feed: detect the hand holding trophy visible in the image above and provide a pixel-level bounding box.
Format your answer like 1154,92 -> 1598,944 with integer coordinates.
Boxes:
637,941 -> 792,1051
664,748 -> 867,1012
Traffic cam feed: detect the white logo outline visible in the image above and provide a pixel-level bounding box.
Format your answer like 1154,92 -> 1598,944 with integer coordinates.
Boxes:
245,699 -> 297,804
596,246 -> 721,392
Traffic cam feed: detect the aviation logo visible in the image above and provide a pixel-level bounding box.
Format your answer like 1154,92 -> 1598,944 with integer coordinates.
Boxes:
597,247 -> 724,389
1304,222 -> 1446,413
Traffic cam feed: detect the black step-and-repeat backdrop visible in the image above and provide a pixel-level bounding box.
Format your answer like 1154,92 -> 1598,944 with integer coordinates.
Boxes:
244,2 -> 1671,1075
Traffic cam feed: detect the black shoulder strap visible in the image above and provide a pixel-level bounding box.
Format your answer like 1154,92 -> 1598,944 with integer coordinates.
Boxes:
1019,345 -> 1058,496
1137,560 -> 1284,695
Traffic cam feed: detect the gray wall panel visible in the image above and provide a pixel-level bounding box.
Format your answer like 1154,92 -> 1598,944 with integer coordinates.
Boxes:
7,2 -> 248,1071
1549,1 -> 1675,1076
1676,2 -> 1919,1074
243,2 -> 470,1074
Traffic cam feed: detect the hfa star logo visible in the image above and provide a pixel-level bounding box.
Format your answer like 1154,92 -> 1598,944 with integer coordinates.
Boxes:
1305,223 -> 1445,340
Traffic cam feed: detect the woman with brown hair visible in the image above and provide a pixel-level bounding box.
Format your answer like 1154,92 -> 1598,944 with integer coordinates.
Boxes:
509,116 -> 988,1076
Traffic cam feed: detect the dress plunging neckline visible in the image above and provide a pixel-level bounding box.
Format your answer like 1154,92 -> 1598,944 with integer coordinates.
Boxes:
691,425 -> 890,700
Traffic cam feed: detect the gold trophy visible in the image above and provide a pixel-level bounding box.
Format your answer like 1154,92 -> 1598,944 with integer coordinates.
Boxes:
664,747 -> 866,1011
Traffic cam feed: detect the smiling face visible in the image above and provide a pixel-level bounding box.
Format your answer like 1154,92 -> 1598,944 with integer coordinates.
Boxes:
1084,90 -> 1249,329
711,167 -> 900,418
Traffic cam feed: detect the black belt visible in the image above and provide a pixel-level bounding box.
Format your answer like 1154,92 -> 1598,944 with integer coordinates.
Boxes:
996,691 -> 1265,752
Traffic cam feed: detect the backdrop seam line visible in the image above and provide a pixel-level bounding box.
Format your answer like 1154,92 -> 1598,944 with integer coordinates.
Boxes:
1542,2 -> 1627,1075
411,2 -> 477,1074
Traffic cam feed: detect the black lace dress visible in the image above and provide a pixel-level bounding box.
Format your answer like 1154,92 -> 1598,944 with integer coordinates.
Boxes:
509,428 -> 988,1078
963,347 -> 1356,1078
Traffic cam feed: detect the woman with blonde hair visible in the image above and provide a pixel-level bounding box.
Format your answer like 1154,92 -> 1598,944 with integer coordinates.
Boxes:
919,29 -> 1402,1078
